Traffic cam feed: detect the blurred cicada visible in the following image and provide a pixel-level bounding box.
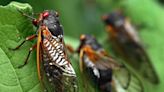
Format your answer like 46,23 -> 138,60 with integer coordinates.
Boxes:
102,11 -> 159,84
11,10 -> 78,92
77,34 -> 144,92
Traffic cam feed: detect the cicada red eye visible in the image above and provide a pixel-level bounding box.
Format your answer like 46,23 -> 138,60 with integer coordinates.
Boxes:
42,11 -> 49,18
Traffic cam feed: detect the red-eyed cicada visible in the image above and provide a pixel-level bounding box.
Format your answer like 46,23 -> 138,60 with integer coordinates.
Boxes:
11,10 -> 78,92
77,34 -> 144,92
102,11 -> 159,84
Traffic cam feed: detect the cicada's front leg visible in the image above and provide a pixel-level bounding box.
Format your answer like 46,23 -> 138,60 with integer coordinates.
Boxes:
9,34 -> 37,68
65,44 -> 76,61
9,34 -> 37,50
65,44 -> 75,53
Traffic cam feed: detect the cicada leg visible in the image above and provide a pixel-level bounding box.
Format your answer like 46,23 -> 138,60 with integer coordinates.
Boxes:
9,34 -> 37,50
65,44 -> 75,53
9,34 -> 37,68
18,44 -> 37,68
65,44 -> 76,61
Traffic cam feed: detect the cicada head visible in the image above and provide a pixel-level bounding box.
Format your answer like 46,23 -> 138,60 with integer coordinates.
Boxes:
102,11 -> 125,28
17,9 -> 62,37
34,10 -> 63,37
80,34 -> 95,45
32,11 -> 51,26
77,34 -> 102,53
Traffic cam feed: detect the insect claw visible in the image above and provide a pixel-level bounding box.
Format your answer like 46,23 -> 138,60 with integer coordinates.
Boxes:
17,65 -> 23,69
8,47 -> 18,51
17,64 -> 26,68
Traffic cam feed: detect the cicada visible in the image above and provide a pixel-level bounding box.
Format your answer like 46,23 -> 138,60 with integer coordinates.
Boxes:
102,11 -> 159,84
11,10 -> 78,92
77,34 -> 144,92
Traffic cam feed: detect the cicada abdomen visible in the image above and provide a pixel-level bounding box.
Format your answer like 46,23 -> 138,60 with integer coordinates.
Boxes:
77,34 -> 144,92
102,11 -> 159,84
12,10 -> 78,92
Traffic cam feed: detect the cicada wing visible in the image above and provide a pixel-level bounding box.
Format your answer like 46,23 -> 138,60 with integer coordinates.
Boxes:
94,53 -> 121,70
61,40 -> 79,92
37,29 -> 42,80
124,43 -> 159,84
113,67 -> 130,89
112,35 -> 159,84
135,47 -> 159,84
40,57 -> 56,92
113,66 -> 144,92
37,29 -> 45,91
91,50 -> 143,92
37,29 -> 53,92
79,48 -> 85,72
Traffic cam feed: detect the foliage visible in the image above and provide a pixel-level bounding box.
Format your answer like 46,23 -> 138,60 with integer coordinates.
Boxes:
0,2 -> 41,92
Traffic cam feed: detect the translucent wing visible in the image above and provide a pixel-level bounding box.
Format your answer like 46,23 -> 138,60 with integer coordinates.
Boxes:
37,29 -> 51,91
81,45 -> 121,70
94,53 -> 144,92
37,28 -> 42,80
112,35 -> 159,84
113,66 -> 144,92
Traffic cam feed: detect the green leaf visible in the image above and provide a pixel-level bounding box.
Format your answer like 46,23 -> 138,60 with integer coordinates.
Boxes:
0,48 -> 23,92
0,2 -> 41,92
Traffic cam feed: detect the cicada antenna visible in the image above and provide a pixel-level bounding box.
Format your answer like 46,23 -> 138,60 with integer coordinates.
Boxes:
32,12 -> 40,16
16,8 -> 36,20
